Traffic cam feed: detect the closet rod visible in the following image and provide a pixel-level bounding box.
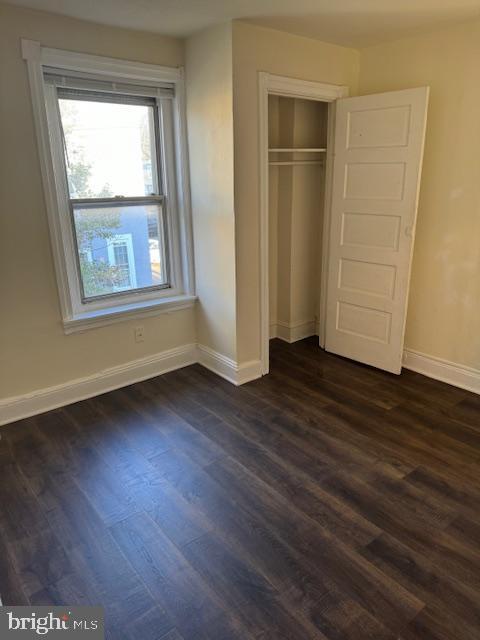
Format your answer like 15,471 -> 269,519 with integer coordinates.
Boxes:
269,160 -> 324,166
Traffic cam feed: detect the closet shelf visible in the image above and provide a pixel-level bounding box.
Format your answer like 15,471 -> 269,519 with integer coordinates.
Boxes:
269,148 -> 327,153
269,160 -> 324,166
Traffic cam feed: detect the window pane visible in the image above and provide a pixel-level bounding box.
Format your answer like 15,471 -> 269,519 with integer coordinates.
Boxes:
73,202 -> 168,300
59,97 -> 158,198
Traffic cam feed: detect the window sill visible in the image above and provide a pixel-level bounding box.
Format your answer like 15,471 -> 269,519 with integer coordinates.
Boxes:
63,294 -> 197,334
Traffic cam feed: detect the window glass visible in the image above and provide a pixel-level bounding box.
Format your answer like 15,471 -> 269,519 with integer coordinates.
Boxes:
58,97 -> 158,198
73,202 -> 167,300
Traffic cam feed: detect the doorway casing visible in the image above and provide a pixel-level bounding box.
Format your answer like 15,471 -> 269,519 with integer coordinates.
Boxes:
258,72 -> 348,374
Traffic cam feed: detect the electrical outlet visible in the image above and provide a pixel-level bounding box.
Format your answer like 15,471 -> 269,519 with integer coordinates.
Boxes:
134,326 -> 145,343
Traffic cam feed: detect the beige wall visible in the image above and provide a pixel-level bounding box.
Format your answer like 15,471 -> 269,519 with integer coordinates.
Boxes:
0,4 -> 195,399
359,20 -> 480,370
289,99 -> 326,331
232,21 -> 360,362
4,3 -> 478,401
185,23 -> 237,360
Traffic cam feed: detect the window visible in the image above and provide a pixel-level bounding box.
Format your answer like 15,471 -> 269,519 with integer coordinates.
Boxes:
107,234 -> 137,292
23,41 -> 194,331
58,90 -> 169,302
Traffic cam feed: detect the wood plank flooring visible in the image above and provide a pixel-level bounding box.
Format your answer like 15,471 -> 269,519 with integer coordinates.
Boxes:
1,337 -> 480,639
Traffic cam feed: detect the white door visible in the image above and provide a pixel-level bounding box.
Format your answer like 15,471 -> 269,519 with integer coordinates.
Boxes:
324,87 -> 429,374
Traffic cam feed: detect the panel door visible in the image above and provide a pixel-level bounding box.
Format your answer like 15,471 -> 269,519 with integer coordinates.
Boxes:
324,87 -> 429,373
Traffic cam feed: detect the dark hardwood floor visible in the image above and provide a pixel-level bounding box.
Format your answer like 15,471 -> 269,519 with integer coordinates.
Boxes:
1,337 -> 480,639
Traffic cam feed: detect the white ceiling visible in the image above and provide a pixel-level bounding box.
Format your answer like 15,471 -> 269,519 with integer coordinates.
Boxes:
6,0 -> 480,47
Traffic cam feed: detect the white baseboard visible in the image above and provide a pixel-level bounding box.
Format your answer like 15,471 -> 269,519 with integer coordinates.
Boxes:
6,342 -> 475,428
0,344 -> 197,427
268,330 -> 479,395
270,319 -> 318,343
403,349 -> 480,395
197,344 -> 262,386
0,343 -> 263,426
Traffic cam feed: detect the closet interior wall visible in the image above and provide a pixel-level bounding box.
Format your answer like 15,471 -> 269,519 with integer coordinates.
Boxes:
268,95 -> 328,343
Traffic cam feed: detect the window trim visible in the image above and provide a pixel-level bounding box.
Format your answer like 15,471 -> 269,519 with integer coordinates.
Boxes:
22,39 -> 195,333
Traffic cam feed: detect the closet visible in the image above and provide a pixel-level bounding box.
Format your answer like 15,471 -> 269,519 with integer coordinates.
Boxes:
262,78 -> 429,375
268,95 -> 328,344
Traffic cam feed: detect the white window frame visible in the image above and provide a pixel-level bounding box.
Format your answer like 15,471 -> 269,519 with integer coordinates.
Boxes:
22,40 -> 196,334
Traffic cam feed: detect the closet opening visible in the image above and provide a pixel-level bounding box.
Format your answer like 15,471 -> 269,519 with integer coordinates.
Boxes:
268,95 -> 328,356
258,73 -> 348,375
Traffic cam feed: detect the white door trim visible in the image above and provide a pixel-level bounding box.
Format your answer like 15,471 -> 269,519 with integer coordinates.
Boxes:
258,72 -> 348,374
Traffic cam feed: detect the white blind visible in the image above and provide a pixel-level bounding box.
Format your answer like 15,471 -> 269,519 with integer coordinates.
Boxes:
43,67 -> 175,101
